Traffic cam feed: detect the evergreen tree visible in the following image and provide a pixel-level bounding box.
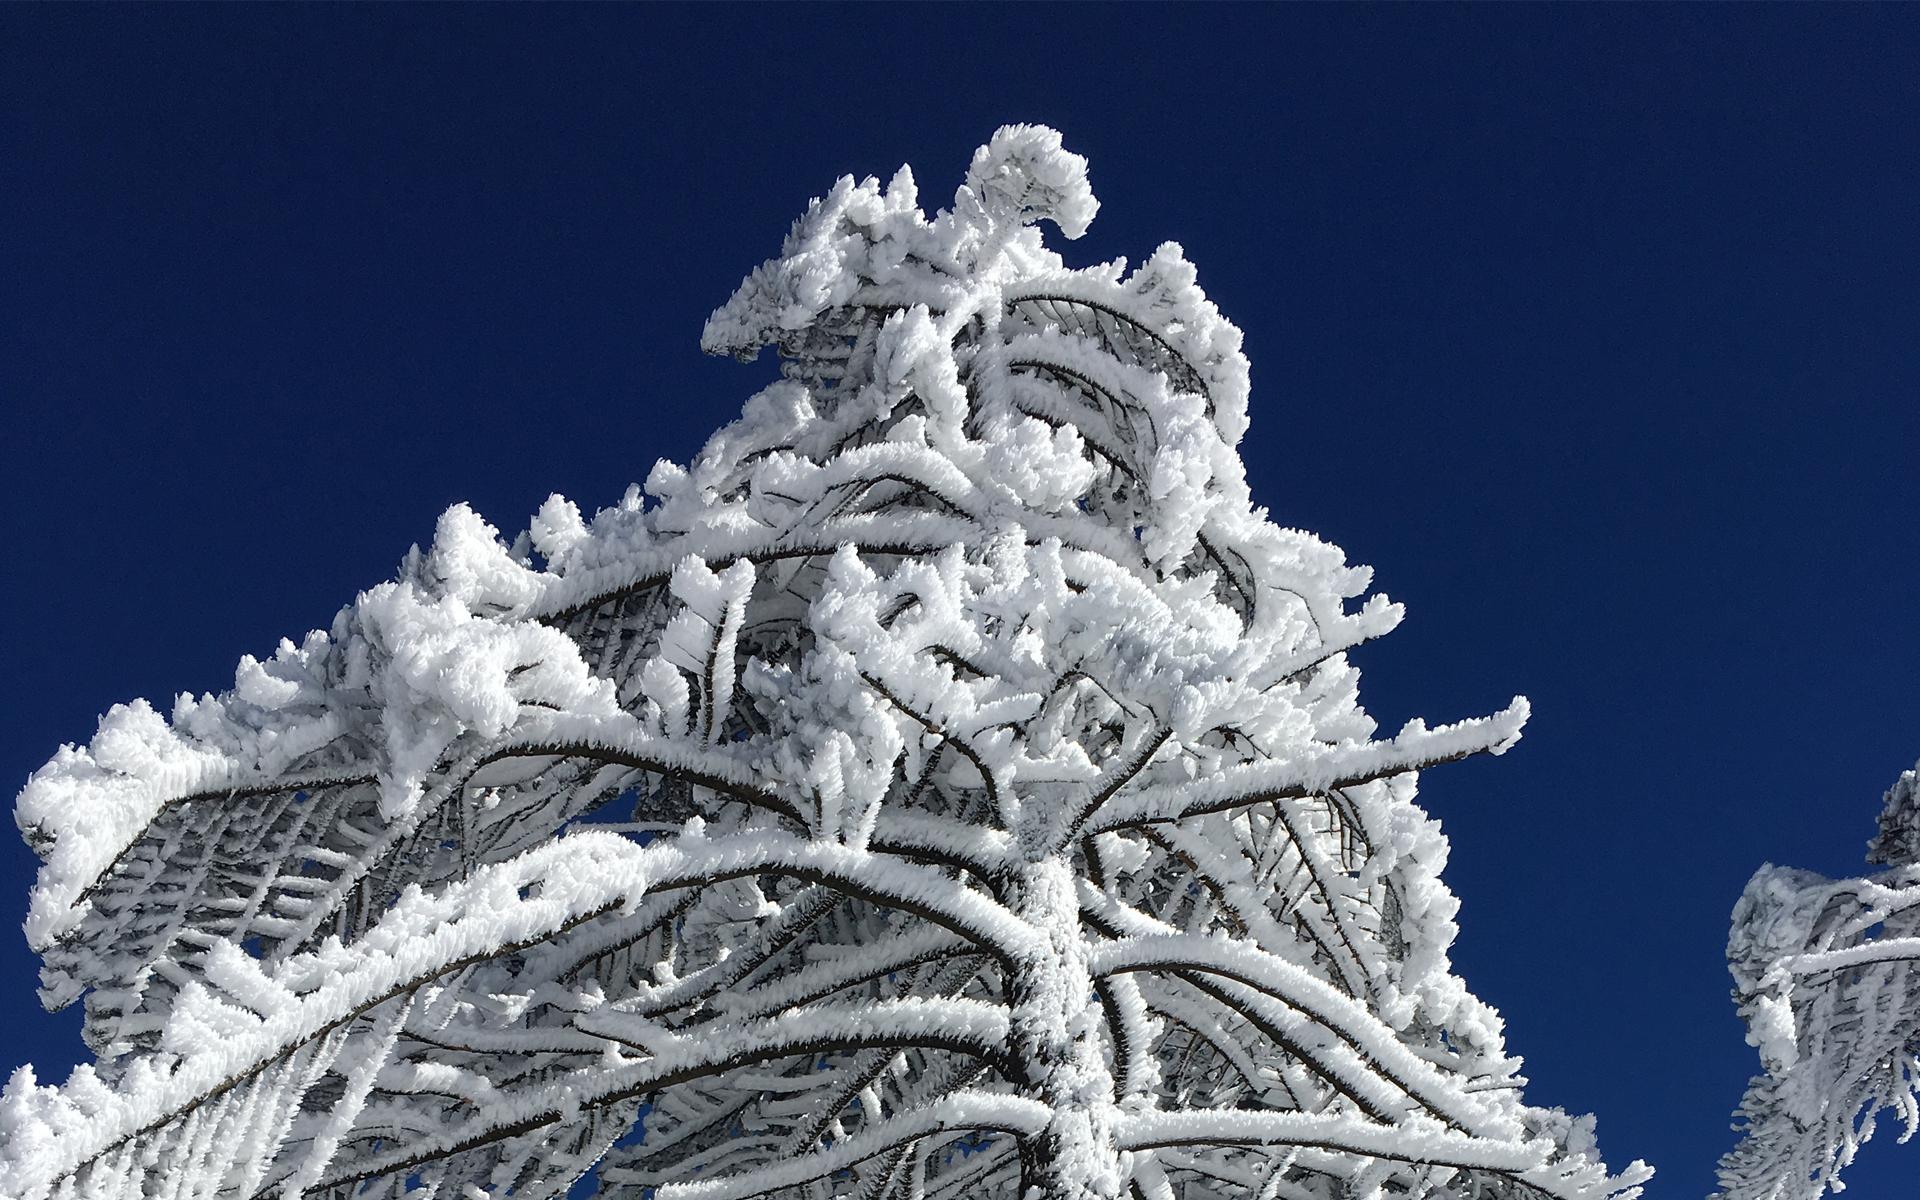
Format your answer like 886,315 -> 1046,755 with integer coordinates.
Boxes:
2,126 -> 1646,1200
1718,760 -> 1920,1200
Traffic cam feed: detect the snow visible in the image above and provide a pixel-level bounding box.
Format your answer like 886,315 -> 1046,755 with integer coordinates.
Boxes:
2,126 -> 1642,1200
1718,759 -> 1920,1200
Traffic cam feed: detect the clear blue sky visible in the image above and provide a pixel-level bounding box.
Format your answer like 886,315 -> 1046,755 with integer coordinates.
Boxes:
2,7 -> 1916,1196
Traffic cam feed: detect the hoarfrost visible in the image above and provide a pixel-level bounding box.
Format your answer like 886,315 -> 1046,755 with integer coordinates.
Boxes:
1,127 -> 1644,1200
1718,761 -> 1920,1200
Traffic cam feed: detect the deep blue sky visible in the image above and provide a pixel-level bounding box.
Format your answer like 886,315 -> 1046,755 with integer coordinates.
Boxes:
3,7 -> 1916,1197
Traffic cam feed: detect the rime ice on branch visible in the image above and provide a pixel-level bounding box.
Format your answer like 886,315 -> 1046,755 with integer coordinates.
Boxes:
3,125 -> 1648,1200
1718,760 -> 1920,1200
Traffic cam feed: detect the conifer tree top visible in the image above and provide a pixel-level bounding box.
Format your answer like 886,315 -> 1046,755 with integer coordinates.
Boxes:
4,126 -> 1645,1200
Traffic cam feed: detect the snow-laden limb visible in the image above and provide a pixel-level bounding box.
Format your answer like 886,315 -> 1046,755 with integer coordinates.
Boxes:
5,127 -> 1642,1199
1717,760 -> 1920,1200
646,1091 -> 1054,1200
1085,700 -> 1531,836
1117,1109 -> 1540,1170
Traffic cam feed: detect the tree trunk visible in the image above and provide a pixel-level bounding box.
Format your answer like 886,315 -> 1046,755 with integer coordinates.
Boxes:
1001,857 -> 1125,1200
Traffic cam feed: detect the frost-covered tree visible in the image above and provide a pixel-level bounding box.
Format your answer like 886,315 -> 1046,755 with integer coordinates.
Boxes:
1718,759 -> 1920,1200
2,127 -> 1648,1200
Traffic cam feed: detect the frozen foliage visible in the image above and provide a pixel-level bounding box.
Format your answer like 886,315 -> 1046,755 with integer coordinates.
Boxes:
3,126 -> 1648,1200
1718,760 -> 1920,1200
